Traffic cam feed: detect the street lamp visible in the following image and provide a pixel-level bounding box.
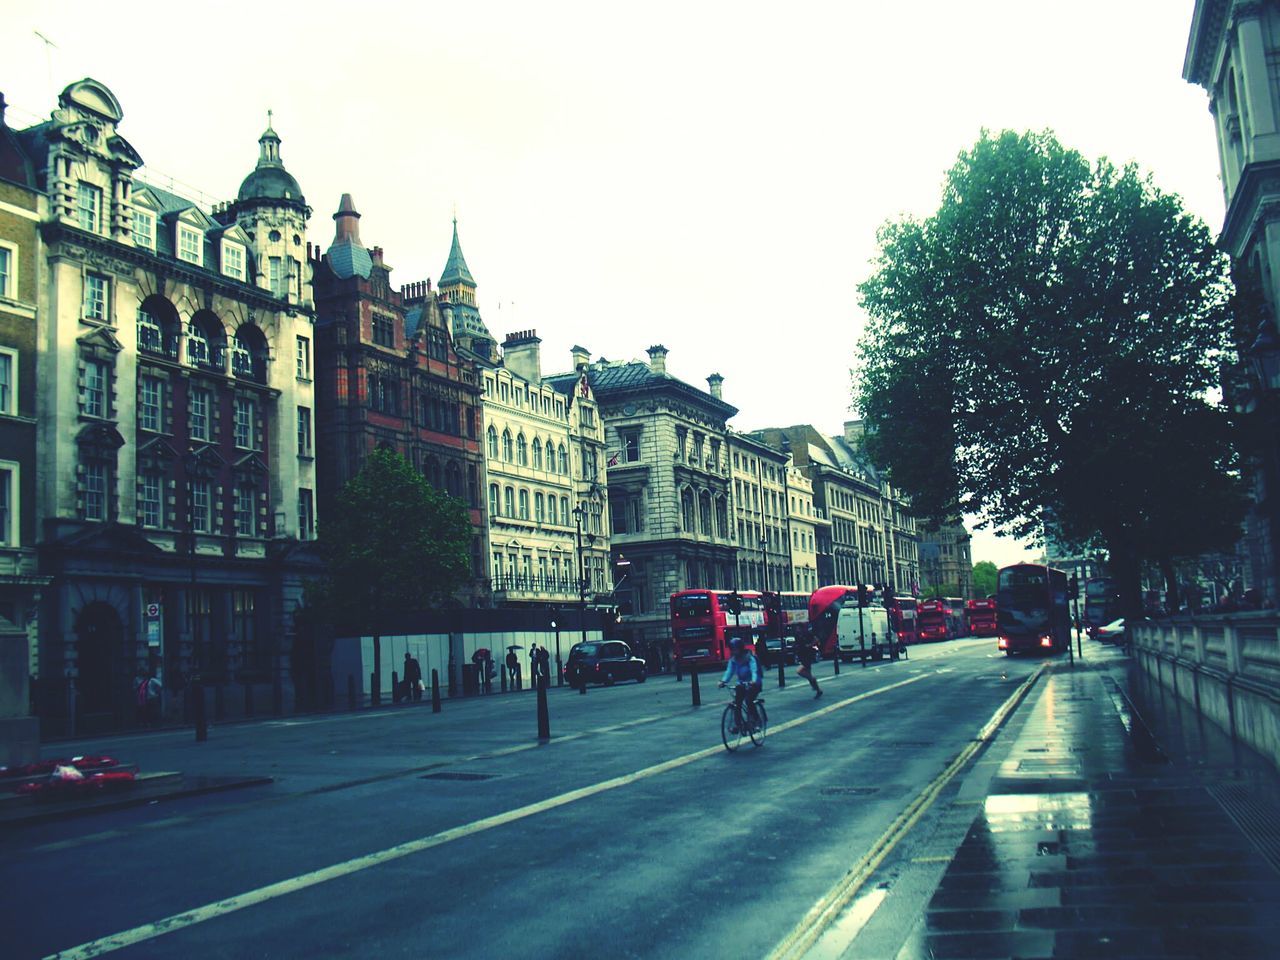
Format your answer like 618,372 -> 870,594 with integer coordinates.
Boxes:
551,617 -> 562,687
573,501 -> 591,653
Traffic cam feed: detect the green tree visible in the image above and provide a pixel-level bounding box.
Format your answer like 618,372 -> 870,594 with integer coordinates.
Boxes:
316,448 -> 472,703
972,561 -> 998,598
856,130 -> 1245,617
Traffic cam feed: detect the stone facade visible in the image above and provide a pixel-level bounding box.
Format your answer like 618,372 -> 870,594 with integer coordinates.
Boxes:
310,196 -> 488,603
479,331 -> 609,608
727,431 -> 790,592
1187,1 -> 1280,600
20,79 -> 320,734
550,345 -> 735,648
917,520 -> 974,598
787,465 -> 820,594
0,93 -> 44,761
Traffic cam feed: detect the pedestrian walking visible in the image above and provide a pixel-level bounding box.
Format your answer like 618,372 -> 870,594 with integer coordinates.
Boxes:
536,645 -> 551,687
135,669 -> 162,726
795,630 -> 822,699
403,651 -> 423,702
506,648 -> 519,687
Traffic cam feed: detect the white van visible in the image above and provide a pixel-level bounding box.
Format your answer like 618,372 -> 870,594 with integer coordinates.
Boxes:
835,606 -> 891,661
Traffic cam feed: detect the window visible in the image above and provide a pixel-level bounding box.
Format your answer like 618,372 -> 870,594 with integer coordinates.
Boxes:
84,274 -> 109,321
532,438 -> 543,470
535,492 -> 545,522
191,480 -> 212,533
296,336 -> 310,380
372,314 -> 395,347
504,486 -> 515,517
547,494 -> 558,525
189,388 -> 210,441
499,382 -> 509,404
76,182 -> 102,234
235,485 -> 255,536
560,496 -> 569,522
138,473 -> 162,528
581,406 -> 595,427
291,258 -> 302,299
621,429 -> 641,462
0,349 -> 14,416
298,488 -> 314,540
269,257 -> 285,298
84,462 -> 108,521
297,407 -> 312,456
517,433 -> 528,466
139,376 -> 163,432
0,463 -> 14,545
83,361 -> 108,418
487,426 -> 499,459
132,209 -> 155,249
222,241 -> 245,280
0,246 -> 12,298
502,430 -> 513,462
177,225 -> 203,265
518,489 -> 530,520
234,397 -> 256,449
488,484 -> 500,517
558,444 -> 568,474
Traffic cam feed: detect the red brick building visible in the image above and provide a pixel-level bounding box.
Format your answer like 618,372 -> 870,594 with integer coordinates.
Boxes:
310,195 -> 488,602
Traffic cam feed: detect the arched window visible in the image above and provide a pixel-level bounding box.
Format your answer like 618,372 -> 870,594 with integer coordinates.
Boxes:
518,489 -> 530,520
446,462 -> 462,499
488,483 -> 500,517
504,486 -> 515,516
532,438 -> 542,470
187,313 -> 226,371
558,444 -> 568,474
560,496 -> 569,522
502,430 -> 514,462
699,490 -> 712,534
517,433 -> 528,466
232,323 -> 268,383
137,297 -> 180,357
487,426 -> 498,459
715,495 -> 728,537
534,492 -> 545,522
547,494 -> 558,525
681,488 -> 695,531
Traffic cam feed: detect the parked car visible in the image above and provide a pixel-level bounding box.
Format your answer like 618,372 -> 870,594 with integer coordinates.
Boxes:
1093,618 -> 1126,644
564,640 -> 646,686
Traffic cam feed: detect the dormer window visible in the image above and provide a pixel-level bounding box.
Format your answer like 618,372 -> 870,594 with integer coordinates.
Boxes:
178,225 -> 203,266
222,241 -> 246,280
132,209 -> 156,250
76,183 -> 103,234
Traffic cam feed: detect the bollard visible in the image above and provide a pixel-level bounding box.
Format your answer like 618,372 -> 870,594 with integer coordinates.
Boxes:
448,659 -> 457,698
691,665 -> 701,707
371,672 -> 379,707
579,669 -> 587,695
675,657 -> 683,682
193,678 -> 207,742
348,673 -> 357,710
392,669 -> 400,704
832,646 -> 840,675
501,666 -> 507,694
536,678 -> 551,740
777,653 -> 785,688
516,664 -> 523,692
431,669 -> 441,714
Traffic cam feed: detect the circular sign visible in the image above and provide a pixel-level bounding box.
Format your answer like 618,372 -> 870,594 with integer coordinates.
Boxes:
146,603 -> 161,618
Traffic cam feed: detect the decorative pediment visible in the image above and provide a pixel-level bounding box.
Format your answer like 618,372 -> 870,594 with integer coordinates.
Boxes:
232,452 -> 269,478
59,79 -> 124,123
187,443 -> 226,479
172,206 -> 215,230
137,436 -> 181,467
213,223 -> 251,245
53,521 -> 165,557
78,326 -> 124,353
76,422 -> 126,455
107,134 -> 143,168
131,187 -> 160,212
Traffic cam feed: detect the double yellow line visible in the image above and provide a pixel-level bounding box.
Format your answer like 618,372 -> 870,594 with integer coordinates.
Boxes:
766,663 -> 1047,960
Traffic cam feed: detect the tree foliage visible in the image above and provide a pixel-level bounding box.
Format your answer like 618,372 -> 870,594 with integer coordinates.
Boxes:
314,448 -> 472,696
972,561 -> 998,598
856,130 -> 1245,615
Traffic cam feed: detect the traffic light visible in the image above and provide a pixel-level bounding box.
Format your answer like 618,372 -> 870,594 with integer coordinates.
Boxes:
858,584 -> 871,607
764,591 -> 782,615
724,591 -> 742,616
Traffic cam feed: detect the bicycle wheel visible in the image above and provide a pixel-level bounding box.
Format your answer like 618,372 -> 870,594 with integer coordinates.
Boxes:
721,704 -> 743,752
749,702 -> 768,747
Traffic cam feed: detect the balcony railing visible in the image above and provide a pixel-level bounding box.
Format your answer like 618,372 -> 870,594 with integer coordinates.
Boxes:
231,347 -> 267,384
188,340 -> 226,373
491,573 -> 585,595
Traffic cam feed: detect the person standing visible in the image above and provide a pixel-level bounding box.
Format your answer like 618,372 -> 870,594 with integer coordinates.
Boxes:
403,651 -> 423,702
135,670 -> 162,726
506,648 -> 519,687
536,645 -> 551,688
795,629 -> 822,699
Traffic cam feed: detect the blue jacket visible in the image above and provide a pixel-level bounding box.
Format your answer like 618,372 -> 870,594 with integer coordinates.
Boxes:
721,652 -> 761,687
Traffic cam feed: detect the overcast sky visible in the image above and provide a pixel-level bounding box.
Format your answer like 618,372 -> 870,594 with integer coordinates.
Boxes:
3,1 -> 1216,568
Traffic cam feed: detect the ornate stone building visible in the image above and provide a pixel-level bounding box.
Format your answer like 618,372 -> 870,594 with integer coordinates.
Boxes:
917,520 -> 973,598
1186,1 -> 1280,600
787,464 -> 820,594
310,197 -> 488,602
0,93 -> 44,760
551,345 -> 735,648
727,431 -> 790,592
21,79 -> 319,733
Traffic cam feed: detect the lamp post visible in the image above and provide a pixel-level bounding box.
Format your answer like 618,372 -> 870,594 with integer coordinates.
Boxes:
551,617 -> 562,687
573,502 -> 590,651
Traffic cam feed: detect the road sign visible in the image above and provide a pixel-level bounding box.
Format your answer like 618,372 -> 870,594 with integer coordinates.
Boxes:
146,602 -> 161,618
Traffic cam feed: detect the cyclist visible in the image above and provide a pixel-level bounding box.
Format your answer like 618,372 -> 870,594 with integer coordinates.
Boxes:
718,636 -> 762,732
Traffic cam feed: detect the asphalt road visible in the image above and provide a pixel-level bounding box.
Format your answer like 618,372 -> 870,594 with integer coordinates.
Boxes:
5,638 -> 1043,960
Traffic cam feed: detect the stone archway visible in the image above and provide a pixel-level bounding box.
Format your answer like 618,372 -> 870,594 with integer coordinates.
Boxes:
75,601 -> 127,720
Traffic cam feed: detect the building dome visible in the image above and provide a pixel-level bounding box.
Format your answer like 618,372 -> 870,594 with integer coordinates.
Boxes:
236,118 -> 306,210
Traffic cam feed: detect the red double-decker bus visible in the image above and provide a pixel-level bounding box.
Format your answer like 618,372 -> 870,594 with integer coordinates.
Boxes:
808,585 -> 857,659
886,596 -> 919,646
917,598 -> 949,641
966,598 -> 998,636
669,589 -> 765,664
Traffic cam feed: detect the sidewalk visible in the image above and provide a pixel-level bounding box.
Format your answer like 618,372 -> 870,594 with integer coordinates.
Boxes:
898,645 -> 1280,959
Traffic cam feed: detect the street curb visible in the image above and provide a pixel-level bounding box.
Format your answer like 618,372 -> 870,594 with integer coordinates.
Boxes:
0,774 -> 275,830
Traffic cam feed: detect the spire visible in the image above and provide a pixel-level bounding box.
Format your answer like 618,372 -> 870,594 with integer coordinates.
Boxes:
325,193 -> 372,280
439,217 -> 476,288
332,193 -> 362,245
258,110 -> 281,166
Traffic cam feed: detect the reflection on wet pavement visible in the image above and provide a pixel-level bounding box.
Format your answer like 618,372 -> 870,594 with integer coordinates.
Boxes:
901,647 -> 1280,959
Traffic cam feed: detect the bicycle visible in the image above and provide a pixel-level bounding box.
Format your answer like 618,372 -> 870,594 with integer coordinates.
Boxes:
720,684 -> 768,752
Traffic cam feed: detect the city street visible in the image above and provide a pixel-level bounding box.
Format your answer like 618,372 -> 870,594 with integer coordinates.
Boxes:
7,639 -> 1037,959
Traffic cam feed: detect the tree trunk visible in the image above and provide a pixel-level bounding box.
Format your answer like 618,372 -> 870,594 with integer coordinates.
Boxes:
1159,558 -> 1179,615
1108,541 -> 1145,621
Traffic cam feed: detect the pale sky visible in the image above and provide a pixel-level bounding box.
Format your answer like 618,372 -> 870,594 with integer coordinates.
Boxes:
3,1 -> 1218,568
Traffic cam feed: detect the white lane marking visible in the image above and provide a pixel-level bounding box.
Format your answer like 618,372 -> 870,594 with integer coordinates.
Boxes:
43,673 -> 930,960
807,887 -> 888,959
32,830 -> 127,853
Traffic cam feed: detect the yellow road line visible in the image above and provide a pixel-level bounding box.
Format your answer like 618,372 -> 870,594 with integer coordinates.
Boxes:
765,663 -> 1046,960
44,673 -> 930,959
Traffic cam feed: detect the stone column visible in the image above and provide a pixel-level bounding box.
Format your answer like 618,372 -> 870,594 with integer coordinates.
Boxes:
1236,7 -> 1280,159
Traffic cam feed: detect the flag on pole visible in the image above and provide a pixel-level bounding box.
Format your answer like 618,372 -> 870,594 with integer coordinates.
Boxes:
607,452 -> 619,467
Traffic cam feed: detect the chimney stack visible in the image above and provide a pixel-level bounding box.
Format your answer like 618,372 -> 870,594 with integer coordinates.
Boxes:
570,344 -> 591,372
503,329 -> 542,384
647,344 -> 669,376
707,373 -> 724,400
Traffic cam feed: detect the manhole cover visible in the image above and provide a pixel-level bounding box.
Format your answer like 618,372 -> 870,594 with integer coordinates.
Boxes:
820,786 -> 879,797
421,772 -> 497,782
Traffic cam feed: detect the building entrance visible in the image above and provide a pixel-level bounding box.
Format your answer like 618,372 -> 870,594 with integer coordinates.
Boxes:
75,601 -> 126,722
